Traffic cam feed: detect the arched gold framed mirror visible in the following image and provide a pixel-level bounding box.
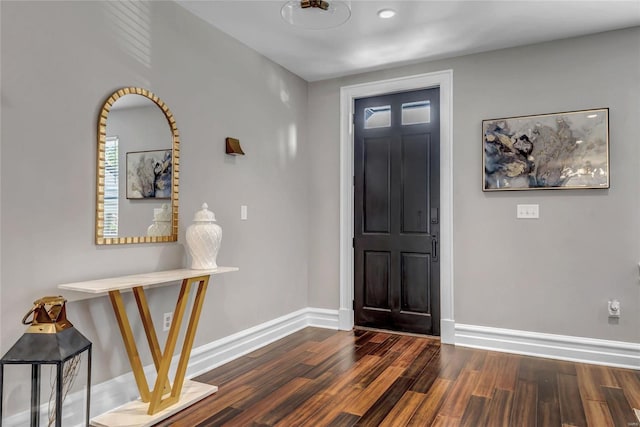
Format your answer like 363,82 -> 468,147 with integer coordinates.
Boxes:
96,87 -> 180,244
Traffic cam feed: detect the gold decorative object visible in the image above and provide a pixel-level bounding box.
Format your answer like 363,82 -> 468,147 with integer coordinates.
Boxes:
225,137 -> 245,156
21,296 -> 73,334
95,87 -> 180,245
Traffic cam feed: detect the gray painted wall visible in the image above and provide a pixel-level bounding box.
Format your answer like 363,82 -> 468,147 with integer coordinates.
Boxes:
0,0 -> 309,403
307,27 -> 640,343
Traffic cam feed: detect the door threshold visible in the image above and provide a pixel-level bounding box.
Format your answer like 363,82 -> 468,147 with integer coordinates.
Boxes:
353,326 -> 441,341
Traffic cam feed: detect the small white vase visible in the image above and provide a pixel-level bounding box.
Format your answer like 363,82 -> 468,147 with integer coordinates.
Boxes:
147,204 -> 172,237
186,203 -> 222,270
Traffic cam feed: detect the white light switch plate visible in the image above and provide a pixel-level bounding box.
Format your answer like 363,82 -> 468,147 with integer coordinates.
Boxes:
241,205 -> 248,220
517,204 -> 539,219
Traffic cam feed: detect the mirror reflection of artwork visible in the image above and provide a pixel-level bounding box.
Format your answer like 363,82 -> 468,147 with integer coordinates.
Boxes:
126,149 -> 172,199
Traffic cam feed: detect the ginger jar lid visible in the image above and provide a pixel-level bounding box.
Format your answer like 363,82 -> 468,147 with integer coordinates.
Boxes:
153,204 -> 171,222
192,203 -> 216,222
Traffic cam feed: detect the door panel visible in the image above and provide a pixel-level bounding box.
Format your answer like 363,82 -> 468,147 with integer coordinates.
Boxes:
354,88 -> 440,336
363,137 -> 391,233
364,251 -> 391,310
401,252 -> 430,314
401,133 -> 430,234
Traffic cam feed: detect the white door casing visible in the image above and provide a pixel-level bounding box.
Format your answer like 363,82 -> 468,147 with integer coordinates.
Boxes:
339,70 -> 455,343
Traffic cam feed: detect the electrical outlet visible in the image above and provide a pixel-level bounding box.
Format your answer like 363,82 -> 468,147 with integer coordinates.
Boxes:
516,204 -> 539,219
163,312 -> 173,331
608,300 -> 620,318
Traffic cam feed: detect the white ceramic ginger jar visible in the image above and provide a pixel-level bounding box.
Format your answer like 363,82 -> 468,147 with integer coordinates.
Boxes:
147,204 -> 172,237
186,203 -> 222,269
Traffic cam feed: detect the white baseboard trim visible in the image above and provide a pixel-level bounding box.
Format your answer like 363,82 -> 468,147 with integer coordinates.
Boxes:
455,323 -> 640,370
440,319 -> 455,344
338,308 -> 353,331
2,307 -> 339,427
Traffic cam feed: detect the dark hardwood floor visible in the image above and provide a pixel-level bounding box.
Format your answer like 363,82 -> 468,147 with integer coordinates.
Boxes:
155,327 -> 640,426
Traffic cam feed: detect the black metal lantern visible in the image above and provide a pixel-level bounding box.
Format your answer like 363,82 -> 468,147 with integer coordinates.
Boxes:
0,296 -> 91,427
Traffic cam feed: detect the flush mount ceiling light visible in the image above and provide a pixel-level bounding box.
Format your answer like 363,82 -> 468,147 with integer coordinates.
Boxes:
377,8 -> 396,19
281,0 -> 351,29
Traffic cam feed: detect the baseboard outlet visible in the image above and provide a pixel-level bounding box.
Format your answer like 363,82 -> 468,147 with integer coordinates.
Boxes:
2,307 -> 339,427
455,323 -> 640,370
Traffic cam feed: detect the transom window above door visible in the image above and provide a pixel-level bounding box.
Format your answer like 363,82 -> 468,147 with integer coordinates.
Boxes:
363,100 -> 431,129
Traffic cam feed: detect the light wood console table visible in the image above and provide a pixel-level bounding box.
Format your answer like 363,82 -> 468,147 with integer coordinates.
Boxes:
58,267 -> 238,427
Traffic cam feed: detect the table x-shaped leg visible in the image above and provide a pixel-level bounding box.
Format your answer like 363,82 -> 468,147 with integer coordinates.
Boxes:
108,275 -> 210,415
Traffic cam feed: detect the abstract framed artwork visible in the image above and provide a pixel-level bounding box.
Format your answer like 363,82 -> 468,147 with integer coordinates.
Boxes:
126,149 -> 172,199
483,108 -> 609,191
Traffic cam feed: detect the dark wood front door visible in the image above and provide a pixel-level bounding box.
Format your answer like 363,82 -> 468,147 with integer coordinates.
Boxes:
354,88 -> 440,335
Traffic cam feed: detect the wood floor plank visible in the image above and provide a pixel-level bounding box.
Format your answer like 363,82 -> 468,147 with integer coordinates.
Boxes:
438,345 -> 475,380
302,344 -> 357,379
409,365 -> 439,394
356,376 -> 414,426
327,412 -> 361,427
277,356 -> 388,427
577,363 -> 621,402
273,391 -> 333,426
233,363 -> 314,409
510,380 -> 537,427
402,344 -> 439,380
218,377 -> 311,426
355,341 -> 382,360
352,351 -> 397,389
614,368 -> 640,410
156,385 -> 255,426
459,395 -> 489,427
431,414 -> 461,427
303,332 -> 356,365
256,372 -> 336,426
537,369 -> 562,426
473,352 -> 502,397
378,390 -> 425,427
368,332 -> 392,343
345,366 -> 406,416
583,399 -> 615,427
407,378 -> 452,426
494,354 -> 520,392
193,406 -> 243,427
369,335 -> 401,357
438,369 -> 482,417
558,373 -> 587,427
466,348 -> 488,372
303,386 -> 361,426
602,386 -> 638,426
390,337 -> 432,369
485,388 -> 514,427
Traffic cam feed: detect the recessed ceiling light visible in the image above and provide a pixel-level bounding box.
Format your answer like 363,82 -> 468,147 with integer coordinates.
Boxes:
377,9 -> 396,19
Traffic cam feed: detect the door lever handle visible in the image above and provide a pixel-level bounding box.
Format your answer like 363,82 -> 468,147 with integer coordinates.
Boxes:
431,232 -> 438,262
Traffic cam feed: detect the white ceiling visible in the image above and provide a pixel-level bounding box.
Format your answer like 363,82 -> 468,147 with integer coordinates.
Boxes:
177,1 -> 640,82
